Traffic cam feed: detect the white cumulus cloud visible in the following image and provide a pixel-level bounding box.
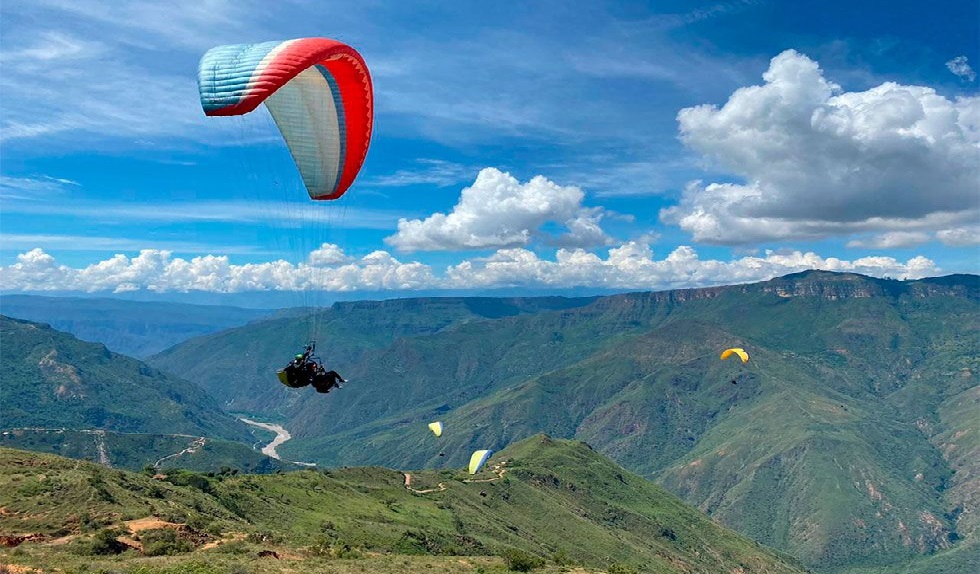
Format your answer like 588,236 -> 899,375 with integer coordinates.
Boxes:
469,243 -> 939,289
307,243 -> 352,266
386,168 -> 612,252
0,246 -> 437,293
0,243 -> 941,294
662,49 -> 980,245
445,243 -> 939,289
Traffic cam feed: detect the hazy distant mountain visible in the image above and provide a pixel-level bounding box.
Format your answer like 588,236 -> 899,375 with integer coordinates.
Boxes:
0,295 -> 273,357
0,435 -> 806,573
150,271 -> 979,571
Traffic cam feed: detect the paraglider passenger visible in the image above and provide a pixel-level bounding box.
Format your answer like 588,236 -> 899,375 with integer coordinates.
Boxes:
312,368 -> 346,394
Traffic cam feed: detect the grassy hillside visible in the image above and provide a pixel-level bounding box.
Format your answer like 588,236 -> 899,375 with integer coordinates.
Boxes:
0,436 -> 804,573
147,272 -> 978,571
0,294 -> 273,357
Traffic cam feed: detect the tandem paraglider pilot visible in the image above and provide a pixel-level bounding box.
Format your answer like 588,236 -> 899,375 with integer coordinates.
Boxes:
277,342 -> 347,394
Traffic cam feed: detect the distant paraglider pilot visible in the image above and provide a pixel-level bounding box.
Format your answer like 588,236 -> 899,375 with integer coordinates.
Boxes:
276,342 -> 346,393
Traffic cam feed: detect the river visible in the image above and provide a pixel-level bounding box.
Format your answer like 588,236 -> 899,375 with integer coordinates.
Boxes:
238,417 -> 291,459
239,417 -> 317,467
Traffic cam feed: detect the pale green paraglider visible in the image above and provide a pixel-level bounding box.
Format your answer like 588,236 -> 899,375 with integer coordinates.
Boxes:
428,422 -> 444,437
468,449 -> 492,474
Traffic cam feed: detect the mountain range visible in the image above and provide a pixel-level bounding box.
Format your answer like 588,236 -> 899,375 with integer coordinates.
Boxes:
146,271 -> 979,571
2,271 -> 976,572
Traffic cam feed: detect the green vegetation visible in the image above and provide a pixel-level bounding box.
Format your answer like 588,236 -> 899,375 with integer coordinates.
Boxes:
0,315 -> 253,442
502,548 -> 545,571
0,438 -> 804,573
147,271 -> 979,571
139,528 -> 195,556
71,527 -> 130,555
149,295 -> 596,416
0,315 -> 294,473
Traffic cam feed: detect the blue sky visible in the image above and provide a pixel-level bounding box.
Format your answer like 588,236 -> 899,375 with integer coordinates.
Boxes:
1,0 -> 977,299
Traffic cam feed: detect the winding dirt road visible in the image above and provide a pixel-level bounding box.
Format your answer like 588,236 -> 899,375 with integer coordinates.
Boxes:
153,436 -> 206,468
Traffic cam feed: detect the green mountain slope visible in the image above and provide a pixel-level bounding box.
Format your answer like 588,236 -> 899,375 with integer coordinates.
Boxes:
0,436 -> 805,573
0,315 -> 252,441
149,295 -> 595,414
0,294 -> 273,357
0,316 -> 291,473
148,272 -> 978,571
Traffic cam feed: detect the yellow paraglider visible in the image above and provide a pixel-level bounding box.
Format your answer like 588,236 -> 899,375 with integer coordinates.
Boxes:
468,450 -> 492,474
428,422 -> 444,437
720,348 -> 749,363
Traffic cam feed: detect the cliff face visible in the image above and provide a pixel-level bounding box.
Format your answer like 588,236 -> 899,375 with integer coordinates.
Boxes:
614,271 -> 980,304
758,271 -> 978,299
586,272 -> 977,320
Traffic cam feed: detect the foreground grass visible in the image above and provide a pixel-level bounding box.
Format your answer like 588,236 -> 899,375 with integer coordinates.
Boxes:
1,546 -> 603,574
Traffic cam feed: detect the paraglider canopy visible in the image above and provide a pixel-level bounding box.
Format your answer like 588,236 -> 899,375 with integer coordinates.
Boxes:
428,422 -> 444,437
197,37 -> 373,200
468,449 -> 492,474
720,348 -> 749,363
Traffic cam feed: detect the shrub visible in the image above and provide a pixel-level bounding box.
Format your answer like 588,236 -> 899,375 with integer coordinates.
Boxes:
552,549 -> 573,566
502,548 -> 545,572
395,529 -> 443,554
607,563 -> 638,574
213,540 -> 252,555
140,528 -> 194,556
163,470 -> 214,494
71,528 -> 128,556
309,536 -> 364,559
78,511 -> 111,532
